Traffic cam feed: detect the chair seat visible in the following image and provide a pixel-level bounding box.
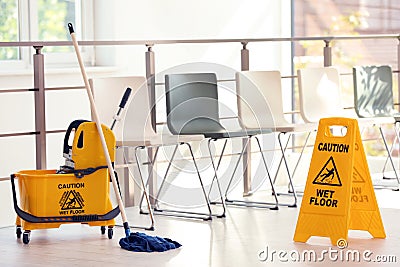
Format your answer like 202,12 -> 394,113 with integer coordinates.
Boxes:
203,128 -> 263,139
116,134 -> 203,147
360,112 -> 400,124
116,140 -> 151,147
393,115 -> 400,122
180,128 -> 263,139
149,133 -> 204,145
357,116 -> 395,126
272,122 -> 316,133
177,118 -> 265,139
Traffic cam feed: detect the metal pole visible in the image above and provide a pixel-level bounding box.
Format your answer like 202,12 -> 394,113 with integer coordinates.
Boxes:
323,40 -> 332,67
33,46 -> 46,169
241,42 -> 250,71
145,45 -> 157,205
398,38 -> 400,112
397,38 -> 400,172
241,42 -> 252,196
146,45 -> 156,131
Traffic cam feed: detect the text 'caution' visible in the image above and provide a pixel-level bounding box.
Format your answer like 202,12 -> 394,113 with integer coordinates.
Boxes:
318,142 -> 349,153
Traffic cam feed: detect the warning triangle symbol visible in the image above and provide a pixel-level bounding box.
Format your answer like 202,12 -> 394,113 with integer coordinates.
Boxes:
312,156 -> 342,186
61,190 -> 84,210
352,167 -> 365,183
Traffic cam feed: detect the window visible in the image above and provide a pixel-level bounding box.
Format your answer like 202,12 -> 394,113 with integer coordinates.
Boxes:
0,0 -> 18,60
0,0 -> 93,67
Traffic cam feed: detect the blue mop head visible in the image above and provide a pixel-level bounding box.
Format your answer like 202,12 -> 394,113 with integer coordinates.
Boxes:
119,232 -> 182,252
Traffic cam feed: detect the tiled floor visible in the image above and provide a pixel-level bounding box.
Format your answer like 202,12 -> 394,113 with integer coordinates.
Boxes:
1,187 -> 399,267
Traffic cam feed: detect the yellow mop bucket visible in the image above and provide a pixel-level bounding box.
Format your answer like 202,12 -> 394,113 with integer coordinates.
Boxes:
11,121 -> 120,244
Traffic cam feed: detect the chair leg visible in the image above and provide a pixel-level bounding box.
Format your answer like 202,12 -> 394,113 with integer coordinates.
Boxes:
205,139 -> 227,217
152,145 -> 178,210
152,142 -> 214,220
129,146 -> 155,230
223,138 -> 248,199
378,126 -> 400,190
254,136 -> 279,209
276,132 -> 298,207
382,122 -> 400,179
186,142 -> 214,219
277,131 -> 312,197
214,136 -> 279,210
138,145 -> 179,211
138,146 -> 160,212
207,139 -> 227,200
289,131 -> 311,186
292,132 -> 311,182
273,134 -> 291,185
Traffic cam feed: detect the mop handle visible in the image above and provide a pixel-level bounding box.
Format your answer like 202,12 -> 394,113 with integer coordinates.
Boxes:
68,23 -> 130,236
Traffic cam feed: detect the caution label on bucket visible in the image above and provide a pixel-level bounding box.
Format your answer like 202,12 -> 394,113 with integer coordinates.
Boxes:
293,117 -> 386,246
59,190 -> 85,215
57,182 -> 85,189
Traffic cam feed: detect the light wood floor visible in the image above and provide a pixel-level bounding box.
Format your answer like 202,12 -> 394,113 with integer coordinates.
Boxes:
1,188 -> 400,267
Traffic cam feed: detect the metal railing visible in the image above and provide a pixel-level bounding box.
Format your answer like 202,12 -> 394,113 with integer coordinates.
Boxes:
1,34 -> 400,183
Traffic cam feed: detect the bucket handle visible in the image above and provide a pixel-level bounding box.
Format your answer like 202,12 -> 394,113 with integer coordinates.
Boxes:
10,174 -> 120,224
63,119 -> 90,156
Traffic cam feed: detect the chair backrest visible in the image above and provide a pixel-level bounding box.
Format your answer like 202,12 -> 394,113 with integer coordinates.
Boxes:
164,73 -> 224,134
235,71 -> 280,128
297,67 -> 343,123
353,65 -> 394,118
89,76 -> 156,141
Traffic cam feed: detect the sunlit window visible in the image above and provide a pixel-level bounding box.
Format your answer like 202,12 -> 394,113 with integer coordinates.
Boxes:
0,0 -> 92,66
0,0 -> 19,60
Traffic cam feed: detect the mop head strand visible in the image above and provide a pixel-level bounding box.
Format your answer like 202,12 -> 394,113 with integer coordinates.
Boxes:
119,232 -> 182,252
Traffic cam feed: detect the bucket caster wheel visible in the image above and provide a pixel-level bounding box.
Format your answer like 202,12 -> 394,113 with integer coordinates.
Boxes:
100,226 -> 106,235
16,226 -> 22,239
22,231 -> 31,244
107,227 -> 113,239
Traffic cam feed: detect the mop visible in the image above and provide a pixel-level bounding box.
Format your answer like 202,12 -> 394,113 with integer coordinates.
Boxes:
68,23 -> 181,252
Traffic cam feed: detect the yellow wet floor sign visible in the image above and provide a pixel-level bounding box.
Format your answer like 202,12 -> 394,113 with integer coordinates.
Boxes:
293,117 -> 385,246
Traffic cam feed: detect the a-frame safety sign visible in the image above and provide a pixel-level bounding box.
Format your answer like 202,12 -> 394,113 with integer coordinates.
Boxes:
293,117 -> 385,246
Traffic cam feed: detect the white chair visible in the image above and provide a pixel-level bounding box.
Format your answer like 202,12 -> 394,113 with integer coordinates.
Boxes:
236,71 -> 316,207
298,67 -> 347,122
89,76 -> 211,223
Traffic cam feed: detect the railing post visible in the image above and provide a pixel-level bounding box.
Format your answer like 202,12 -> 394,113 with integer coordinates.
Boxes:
241,42 -> 250,71
323,40 -> 332,67
145,44 -> 157,205
398,37 -> 400,112
146,45 -> 156,131
33,46 -> 46,169
241,42 -> 252,196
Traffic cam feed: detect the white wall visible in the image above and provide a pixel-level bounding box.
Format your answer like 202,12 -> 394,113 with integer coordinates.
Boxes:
93,0 -> 292,74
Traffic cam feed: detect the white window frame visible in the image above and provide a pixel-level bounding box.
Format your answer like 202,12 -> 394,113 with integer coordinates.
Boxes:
0,0 -> 94,70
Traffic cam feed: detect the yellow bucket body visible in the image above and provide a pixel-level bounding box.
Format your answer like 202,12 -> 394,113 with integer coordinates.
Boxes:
15,122 -> 117,230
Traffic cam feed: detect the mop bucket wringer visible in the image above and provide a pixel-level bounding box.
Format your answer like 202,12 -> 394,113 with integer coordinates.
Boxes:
11,120 -> 120,244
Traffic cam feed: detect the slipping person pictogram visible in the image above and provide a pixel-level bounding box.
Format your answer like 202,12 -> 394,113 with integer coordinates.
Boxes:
60,190 -> 84,210
313,156 -> 342,186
